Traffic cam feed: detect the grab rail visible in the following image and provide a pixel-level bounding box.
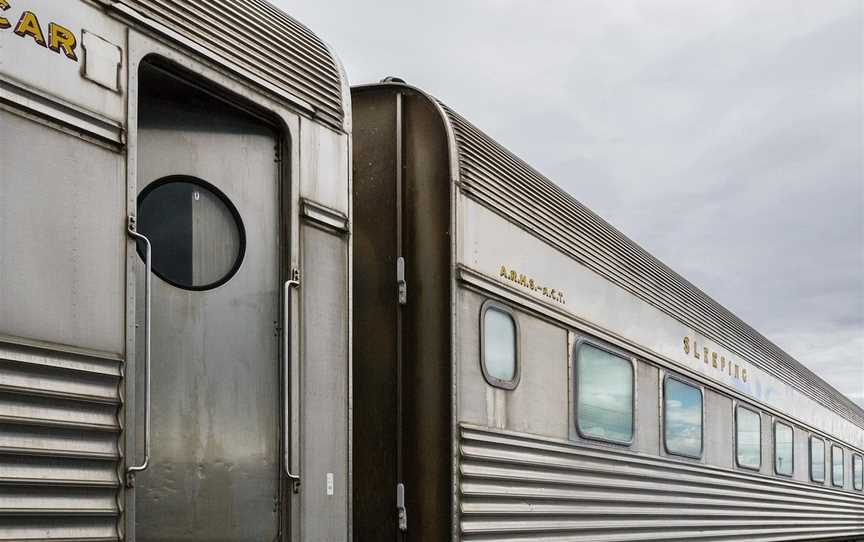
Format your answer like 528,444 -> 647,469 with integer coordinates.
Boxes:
283,269 -> 301,491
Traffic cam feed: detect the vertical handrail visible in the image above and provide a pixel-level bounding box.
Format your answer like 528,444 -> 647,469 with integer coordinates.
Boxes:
127,216 -> 151,485
284,270 -> 301,490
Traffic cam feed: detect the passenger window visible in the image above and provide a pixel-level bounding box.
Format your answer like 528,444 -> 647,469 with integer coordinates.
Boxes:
854,455 -> 863,491
736,406 -> 761,470
832,446 -> 844,487
811,437 -> 826,483
576,343 -> 634,444
663,377 -> 703,458
774,421 -> 794,476
481,303 -> 518,389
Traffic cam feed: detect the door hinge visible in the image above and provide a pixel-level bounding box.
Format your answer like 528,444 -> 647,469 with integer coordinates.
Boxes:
396,482 -> 408,532
396,257 -> 407,305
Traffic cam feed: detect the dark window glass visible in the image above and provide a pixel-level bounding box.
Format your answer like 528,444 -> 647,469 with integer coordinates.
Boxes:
576,344 -> 634,444
811,437 -> 826,483
736,406 -> 761,469
138,176 -> 244,290
774,422 -> 794,476
664,378 -> 703,458
832,446 -> 844,487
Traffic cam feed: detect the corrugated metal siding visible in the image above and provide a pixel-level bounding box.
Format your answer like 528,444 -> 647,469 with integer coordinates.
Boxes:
459,424 -> 864,542
438,102 -> 864,430
119,0 -> 345,130
0,341 -> 122,540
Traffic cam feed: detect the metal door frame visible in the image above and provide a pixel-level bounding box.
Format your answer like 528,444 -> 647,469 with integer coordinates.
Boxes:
123,29 -> 306,541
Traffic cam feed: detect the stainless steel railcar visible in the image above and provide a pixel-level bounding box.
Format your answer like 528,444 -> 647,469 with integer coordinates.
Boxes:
0,1 -> 351,540
351,81 -> 864,542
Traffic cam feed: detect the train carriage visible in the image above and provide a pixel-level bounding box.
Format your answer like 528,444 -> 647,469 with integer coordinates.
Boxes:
0,1 -> 351,540
351,81 -> 864,542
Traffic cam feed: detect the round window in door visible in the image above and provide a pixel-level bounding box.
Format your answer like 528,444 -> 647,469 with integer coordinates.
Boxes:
137,175 -> 245,290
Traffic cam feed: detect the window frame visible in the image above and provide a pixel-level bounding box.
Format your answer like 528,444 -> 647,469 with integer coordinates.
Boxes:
772,419 -> 794,477
573,338 -> 637,447
734,404 -> 762,471
137,174 -> 247,291
661,374 -> 704,460
479,300 -> 521,390
831,445 -> 844,488
810,435 -> 826,483
854,454 -> 863,491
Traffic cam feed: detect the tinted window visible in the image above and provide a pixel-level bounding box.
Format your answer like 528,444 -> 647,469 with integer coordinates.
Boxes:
664,378 -> 703,458
854,455 -> 863,491
832,446 -> 844,487
811,437 -> 826,482
481,306 -> 517,387
576,344 -> 634,443
138,176 -> 244,290
774,422 -> 794,476
736,406 -> 761,469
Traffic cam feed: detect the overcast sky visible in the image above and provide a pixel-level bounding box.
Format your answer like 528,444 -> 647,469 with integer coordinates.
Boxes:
279,0 -> 864,407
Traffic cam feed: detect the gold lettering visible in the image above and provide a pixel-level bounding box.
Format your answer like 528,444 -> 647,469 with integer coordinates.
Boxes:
712,352 -> 718,368
499,266 -> 508,278
683,337 -> 690,354
48,22 -> 78,61
734,364 -> 740,379
0,0 -> 11,30
703,347 -> 709,364
518,274 -> 527,286
528,279 -> 535,289
509,270 -> 517,281
720,356 -> 726,371
694,341 -> 700,359
13,11 -> 46,47
742,368 -> 748,383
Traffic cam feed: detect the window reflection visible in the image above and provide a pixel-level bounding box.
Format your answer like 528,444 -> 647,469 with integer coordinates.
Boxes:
775,422 -> 794,476
576,344 -> 633,443
832,446 -> 844,487
664,378 -> 702,457
736,407 -> 761,469
482,307 -> 517,385
854,455 -> 863,491
811,438 -> 826,482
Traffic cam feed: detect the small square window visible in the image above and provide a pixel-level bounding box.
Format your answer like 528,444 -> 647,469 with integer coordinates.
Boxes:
811,437 -> 826,483
736,406 -> 761,470
832,446 -> 844,488
774,422 -> 794,477
480,302 -> 519,389
575,343 -> 634,445
663,377 -> 703,458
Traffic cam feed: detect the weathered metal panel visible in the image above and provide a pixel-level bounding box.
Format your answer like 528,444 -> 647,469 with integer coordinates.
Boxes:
433,102 -> 864,431
118,0 -> 346,130
0,340 -> 122,541
459,424 -> 864,541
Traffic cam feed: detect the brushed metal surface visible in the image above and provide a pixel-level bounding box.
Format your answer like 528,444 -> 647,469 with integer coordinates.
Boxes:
133,65 -> 281,541
0,341 -> 122,541
459,424 -> 864,541
118,0 -> 346,130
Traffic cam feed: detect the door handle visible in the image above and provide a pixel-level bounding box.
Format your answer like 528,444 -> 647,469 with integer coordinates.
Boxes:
127,216 -> 152,485
283,269 -> 301,491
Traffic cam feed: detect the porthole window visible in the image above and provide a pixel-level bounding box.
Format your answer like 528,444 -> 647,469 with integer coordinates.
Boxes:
137,176 -> 245,290
575,343 -> 634,444
480,302 -> 519,389
735,406 -> 762,470
774,421 -> 794,477
663,376 -> 703,458
832,446 -> 844,487
854,455 -> 863,491
811,436 -> 826,483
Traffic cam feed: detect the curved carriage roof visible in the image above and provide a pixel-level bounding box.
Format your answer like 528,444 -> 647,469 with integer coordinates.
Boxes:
119,0 -> 346,131
382,82 -> 864,429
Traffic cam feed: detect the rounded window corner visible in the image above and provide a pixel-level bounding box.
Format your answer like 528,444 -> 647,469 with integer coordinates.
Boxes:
137,175 -> 246,291
479,300 -> 520,390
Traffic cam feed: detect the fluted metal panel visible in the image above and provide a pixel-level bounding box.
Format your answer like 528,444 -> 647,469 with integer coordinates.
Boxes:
119,0 -> 345,130
438,103 -> 864,430
0,341 -> 122,541
459,425 -> 864,541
